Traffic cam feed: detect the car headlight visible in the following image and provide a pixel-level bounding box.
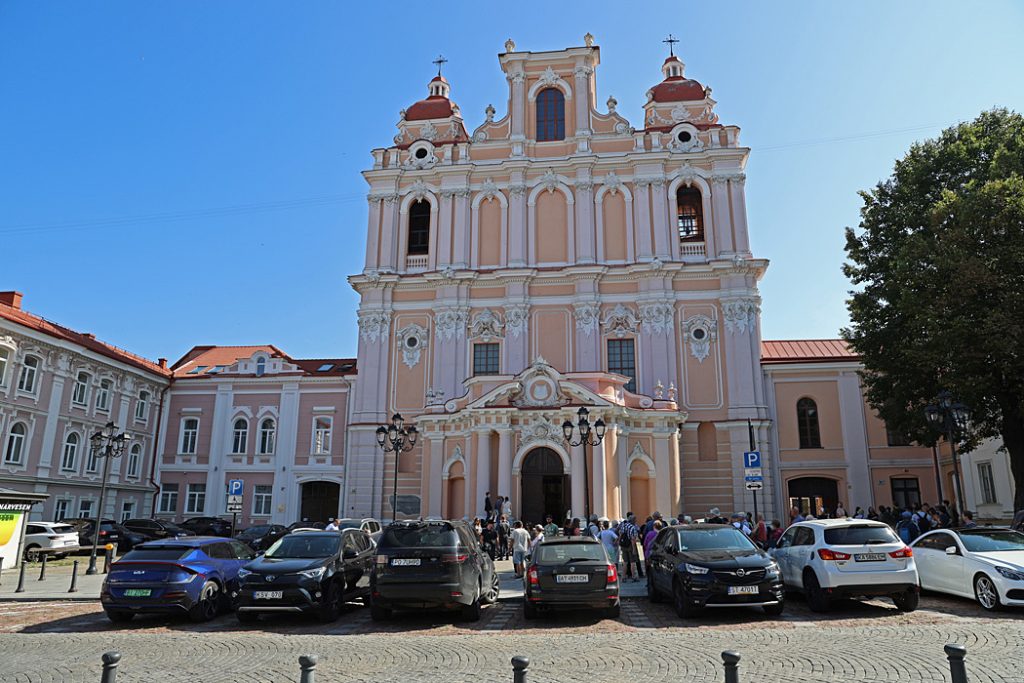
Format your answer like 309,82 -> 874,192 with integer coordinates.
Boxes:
685,563 -> 709,575
766,562 -> 780,574
299,566 -> 327,581
237,568 -> 252,579
994,566 -> 1024,581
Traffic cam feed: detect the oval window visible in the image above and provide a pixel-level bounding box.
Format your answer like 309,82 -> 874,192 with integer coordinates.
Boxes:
677,131 -> 692,143
414,148 -> 428,160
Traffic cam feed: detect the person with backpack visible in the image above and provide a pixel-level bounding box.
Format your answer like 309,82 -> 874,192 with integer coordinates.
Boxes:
497,515 -> 511,560
619,513 -> 643,580
586,515 -> 601,539
896,511 -> 920,544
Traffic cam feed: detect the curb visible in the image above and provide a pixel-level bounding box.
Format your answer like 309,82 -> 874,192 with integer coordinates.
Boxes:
0,595 -> 100,602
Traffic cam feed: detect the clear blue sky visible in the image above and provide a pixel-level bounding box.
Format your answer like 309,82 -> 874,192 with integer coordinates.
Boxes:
2,1 -> 1022,362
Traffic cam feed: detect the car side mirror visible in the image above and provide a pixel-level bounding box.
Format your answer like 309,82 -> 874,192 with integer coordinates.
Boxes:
945,546 -> 958,555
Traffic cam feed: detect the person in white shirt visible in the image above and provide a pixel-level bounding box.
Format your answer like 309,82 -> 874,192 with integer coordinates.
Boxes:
510,520 -> 532,577
324,518 -> 339,532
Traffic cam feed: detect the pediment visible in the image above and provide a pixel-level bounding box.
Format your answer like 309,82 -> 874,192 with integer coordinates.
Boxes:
464,356 -> 615,411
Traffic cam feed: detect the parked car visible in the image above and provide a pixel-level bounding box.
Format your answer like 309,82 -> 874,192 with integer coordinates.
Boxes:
911,527 -> 1024,610
771,519 -> 918,613
370,519 -> 499,622
236,529 -> 373,623
286,521 -> 325,532
524,536 -> 619,619
180,516 -> 233,537
101,537 -> 257,623
333,518 -> 383,542
122,518 -> 195,541
647,524 -> 784,618
235,524 -> 288,552
22,522 -> 80,561
62,518 -> 142,553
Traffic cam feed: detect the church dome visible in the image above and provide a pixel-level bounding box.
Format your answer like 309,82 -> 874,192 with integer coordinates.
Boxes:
649,55 -> 707,103
405,75 -> 456,121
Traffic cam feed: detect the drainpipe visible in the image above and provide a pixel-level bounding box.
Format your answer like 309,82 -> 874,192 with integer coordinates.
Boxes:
340,375 -> 354,517
148,381 -> 171,514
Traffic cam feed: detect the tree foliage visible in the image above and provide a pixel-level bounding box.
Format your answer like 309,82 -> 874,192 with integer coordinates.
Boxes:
843,108 -> 1024,511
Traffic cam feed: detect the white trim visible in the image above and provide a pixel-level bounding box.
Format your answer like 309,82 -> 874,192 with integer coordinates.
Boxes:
527,76 -> 573,102
512,441 -> 570,476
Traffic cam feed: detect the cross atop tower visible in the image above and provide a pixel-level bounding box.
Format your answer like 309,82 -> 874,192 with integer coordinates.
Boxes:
662,34 -> 679,57
433,54 -> 448,77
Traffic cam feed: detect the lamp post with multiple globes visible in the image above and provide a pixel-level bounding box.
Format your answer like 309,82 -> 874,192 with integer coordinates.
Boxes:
86,422 -> 131,575
562,407 -> 606,524
924,391 -> 971,518
375,413 -> 418,523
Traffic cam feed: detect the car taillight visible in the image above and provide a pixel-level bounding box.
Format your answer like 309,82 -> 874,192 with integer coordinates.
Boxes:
607,564 -> 618,583
99,530 -> 108,536
817,548 -> 851,561
889,547 -> 913,558
527,566 -> 539,585
442,553 -> 468,564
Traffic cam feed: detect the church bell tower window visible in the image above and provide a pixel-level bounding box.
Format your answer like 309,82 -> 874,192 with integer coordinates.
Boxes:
407,199 -> 430,255
676,187 -> 704,242
536,87 -> 565,142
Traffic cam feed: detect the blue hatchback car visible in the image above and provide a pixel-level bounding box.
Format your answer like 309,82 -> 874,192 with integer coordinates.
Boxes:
101,537 -> 257,623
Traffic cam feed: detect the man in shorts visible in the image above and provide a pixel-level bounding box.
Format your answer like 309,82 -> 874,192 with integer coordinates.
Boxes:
510,520 -> 531,577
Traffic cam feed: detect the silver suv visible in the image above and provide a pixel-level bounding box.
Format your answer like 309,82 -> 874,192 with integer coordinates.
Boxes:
770,519 -> 918,612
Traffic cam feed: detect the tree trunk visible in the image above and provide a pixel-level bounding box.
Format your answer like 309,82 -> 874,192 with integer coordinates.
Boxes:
1000,397 -> 1024,513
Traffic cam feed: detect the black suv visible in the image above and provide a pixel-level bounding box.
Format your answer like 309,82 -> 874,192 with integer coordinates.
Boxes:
646,524 -> 784,618
370,519 -> 498,622
63,518 -> 143,552
181,516 -> 233,537
236,529 -> 373,623
525,536 -> 620,619
122,518 -> 195,541
235,524 -> 288,551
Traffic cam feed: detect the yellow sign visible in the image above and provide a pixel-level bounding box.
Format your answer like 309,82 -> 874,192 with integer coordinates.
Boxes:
0,511 -> 22,547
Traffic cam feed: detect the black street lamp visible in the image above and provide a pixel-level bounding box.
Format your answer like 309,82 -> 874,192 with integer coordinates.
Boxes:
562,407 -> 606,523
375,413 -> 418,523
86,422 -> 130,575
924,391 -> 971,517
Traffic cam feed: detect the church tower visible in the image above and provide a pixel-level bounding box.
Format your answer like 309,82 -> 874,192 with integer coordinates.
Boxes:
345,37 -> 771,524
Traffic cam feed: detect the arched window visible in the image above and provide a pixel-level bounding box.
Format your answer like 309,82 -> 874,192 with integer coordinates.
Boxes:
259,418 -> 276,455
536,87 -> 565,142
61,433 -> 79,471
232,418 -> 249,454
18,356 -> 39,393
255,357 -> 266,376
4,422 -> 27,465
127,443 -> 141,478
135,390 -> 150,421
95,379 -> 112,411
676,187 -> 704,242
797,398 -> 822,449
407,200 -> 430,255
72,371 -> 91,405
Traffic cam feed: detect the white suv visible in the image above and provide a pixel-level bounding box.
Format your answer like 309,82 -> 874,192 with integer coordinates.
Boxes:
23,521 -> 80,561
771,519 -> 918,612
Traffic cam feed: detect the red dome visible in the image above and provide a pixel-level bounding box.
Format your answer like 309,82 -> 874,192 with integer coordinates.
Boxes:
650,77 -> 706,103
405,96 -> 455,121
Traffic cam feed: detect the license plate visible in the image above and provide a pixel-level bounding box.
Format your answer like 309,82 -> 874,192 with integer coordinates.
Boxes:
123,589 -> 151,597
555,574 -> 590,584
64,540 -> 77,546
254,591 -> 283,600
727,585 -> 759,595
855,553 -> 886,562
392,558 -> 420,566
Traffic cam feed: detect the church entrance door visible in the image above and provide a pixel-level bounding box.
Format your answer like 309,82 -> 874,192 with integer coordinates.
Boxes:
300,480 -> 340,524
520,447 -> 567,527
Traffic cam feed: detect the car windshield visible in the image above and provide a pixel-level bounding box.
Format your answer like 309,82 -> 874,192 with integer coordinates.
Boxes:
958,530 -> 1024,552
52,525 -> 75,534
335,521 -> 362,530
379,524 -> 458,548
265,535 -> 341,559
535,543 -> 607,564
99,522 -> 120,531
678,528 -> 756,551
824,525 -> 901,546
120,547 -> 191,561
240,526 -> 270,536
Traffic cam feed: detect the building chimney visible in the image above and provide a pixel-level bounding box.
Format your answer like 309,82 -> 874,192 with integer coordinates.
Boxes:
0,291 -> 24,309
158,358 -> 168,369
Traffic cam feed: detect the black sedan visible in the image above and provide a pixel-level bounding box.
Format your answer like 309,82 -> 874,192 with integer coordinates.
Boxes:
62,518 -> 144,553
524,536 -> 620,619
236,529 -> 373,623
181,516 -> 233,537
235,524 -> 288,551
122,518 -> 195,541
646,524 -> 784,617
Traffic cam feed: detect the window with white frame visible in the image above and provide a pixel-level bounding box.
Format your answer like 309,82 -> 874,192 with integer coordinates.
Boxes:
158,483 -> 179,513
95,378 -> 112,411
127,443 -> 141,478
255,357 -> 267,376
120,500 -> 135,522
61,433 -> 79,471
0,347 -> 9,386
18,355 -> 39,393
78,499 -> 94,519
185,483 -> 206,514
258,418 -> 276,455
72,371 -> 91,406
978,462 -> 997,505
313,417 -> 332,454
54,499 -> 69,521
179,417 -> 199,454
253,484 -> 273,516
85,445 -> 100,473
135,390 -> 150,421
4,422 -> 27,465
232,418 -> 248,454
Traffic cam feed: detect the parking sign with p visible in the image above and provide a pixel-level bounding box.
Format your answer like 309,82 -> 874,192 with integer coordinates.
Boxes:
743,451 -> 761,469
228,479 -> 244,496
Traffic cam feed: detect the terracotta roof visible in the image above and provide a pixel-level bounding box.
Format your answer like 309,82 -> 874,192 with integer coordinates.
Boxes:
761,339 -> 859,364
650,77 -> 707,103
406,96 -> 455,121
291,358 -> 357,376
172,345 -> 357,378
0,296 -> 171,378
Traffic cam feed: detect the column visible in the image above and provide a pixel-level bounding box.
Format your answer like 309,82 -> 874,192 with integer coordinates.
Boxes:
453,190 -> 471,268
615,428 -> 630,517
475,429 -> 491,519
364,197 -> 381,271
426,434 -> 445,518
729,176 -> 751,255
650,180 -> 672,259
497,429 -> 513,504
653,431 -> 673,515
591,438 -> 607,518
378,196 -> 399,271
837,371 -> 872,510
507,183 -> 527,266
710,177 -> 734,254
574,179 -> 596,263
435,193 -> 453,268
603,427 -> 619,519
633,181 -> 653,260
669,427 -> 682,515
570,442 -> 585,520
509,70 -> 526,139
36,373 -> 67,476
204,383 -> 234,517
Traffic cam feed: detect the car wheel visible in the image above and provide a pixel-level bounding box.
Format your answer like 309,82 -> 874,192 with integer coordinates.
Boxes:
892,589 -> 918,613
803,571 -> 831,613
482,572 -> 500,604
23,546 -> 41,562
647,575 -> 662,603
317,581 -> 341,623
105,609 -> 135,624
460,587 -> 483,622
236,610 -> 259,624
189,580 -> 221,622
672,579 -> 697,619
605,602 -> 621,619
523,601 -> 538,620
974,573 -> 1002,611
370,603 -> 391,621
762,601 -> 785,617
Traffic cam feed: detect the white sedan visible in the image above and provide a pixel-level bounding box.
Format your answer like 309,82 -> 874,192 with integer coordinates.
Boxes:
23,521 -> 80,561
910,528 -> 1024,610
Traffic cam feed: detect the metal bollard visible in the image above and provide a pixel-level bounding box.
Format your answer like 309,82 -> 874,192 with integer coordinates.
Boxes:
103,547 -> 112,574
38,553 -> 48,581
298,654 -> 318,683
100,651 -> 121,683
945,644 -> 968,683
0,555 -> 4,585
721,651 -> 741,683
68,561 -> 80,593
511,656 -> 529,683
15,561 -> 27,593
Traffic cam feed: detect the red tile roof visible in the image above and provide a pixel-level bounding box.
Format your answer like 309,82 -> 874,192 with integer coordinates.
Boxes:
406,96 -> 454,121
761,339 -> 859,364
0,295 -> 171,378
650,77 -> 707,103
172,345 -> 356,379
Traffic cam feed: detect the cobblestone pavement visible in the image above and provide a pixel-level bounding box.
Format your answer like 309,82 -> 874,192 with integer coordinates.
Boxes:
1,592 -> 1021,683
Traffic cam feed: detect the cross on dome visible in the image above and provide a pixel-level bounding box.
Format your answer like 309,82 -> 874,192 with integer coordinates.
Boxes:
432,54 -> 448,77
662,34 -> 679,57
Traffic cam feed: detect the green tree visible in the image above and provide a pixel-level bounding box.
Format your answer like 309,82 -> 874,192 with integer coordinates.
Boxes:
843,108 -> 1024,512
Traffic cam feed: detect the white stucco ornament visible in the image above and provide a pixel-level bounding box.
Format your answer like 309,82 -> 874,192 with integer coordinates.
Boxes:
538,66 -> 559,88
358,311 -> 390,343
479,178 -> 500,202
640,302 -> 674,335
683,314 -> 718,362
419,121 -> 438,142
504,304 -> 529,338
468,309 -> 504,341
519,417 -> 563,446
602,171 -> 623,195
539,169 -> 559,194
434,308 -> 468,341
573,302 -> 600,336
601,303 -> 639,338
396,324 -> 428,368
721,298 -> 760,335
